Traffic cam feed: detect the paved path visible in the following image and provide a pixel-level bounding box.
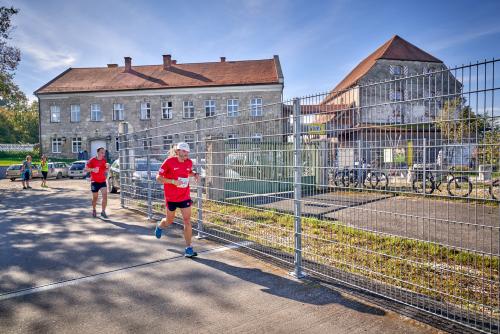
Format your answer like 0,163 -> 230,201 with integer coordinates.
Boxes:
0,179 -> 440,333
259,191 -> 499,254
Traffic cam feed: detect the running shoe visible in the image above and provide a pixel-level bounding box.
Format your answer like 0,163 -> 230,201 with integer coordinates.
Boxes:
92,209 -> 97,218
184,246 -> 198,258
155,224 -> 163,239
100,211 -> 108,219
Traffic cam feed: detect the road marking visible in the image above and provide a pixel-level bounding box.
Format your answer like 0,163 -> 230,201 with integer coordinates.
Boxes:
0,241 -> 253,302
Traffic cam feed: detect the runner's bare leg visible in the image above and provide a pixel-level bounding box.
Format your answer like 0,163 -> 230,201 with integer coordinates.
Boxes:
180,207 -> 192,246
101,188 -> 107,212
160,208 -> 176,228
92,192 -> 98,211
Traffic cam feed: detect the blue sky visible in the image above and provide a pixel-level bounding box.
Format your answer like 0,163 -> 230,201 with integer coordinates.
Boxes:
4,0 -> 500,101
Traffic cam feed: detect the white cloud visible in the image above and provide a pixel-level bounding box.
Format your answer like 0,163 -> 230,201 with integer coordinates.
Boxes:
16,38 -> 77,70
428,26 -> 500,52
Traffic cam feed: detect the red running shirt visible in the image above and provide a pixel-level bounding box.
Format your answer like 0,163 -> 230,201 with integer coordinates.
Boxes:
86,157 -> 108,183
159,157 -> 193,202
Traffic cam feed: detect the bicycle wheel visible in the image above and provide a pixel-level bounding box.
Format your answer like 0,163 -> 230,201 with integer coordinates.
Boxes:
412,176 -> 435,194
489,180 -> 500,200
365,172 -> 377,188
447,176 -> 472,197
333,171 -> 343,187
376,172 -> 388,189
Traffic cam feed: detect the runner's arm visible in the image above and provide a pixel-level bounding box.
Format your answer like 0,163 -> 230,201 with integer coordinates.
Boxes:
156,175 -> 174,184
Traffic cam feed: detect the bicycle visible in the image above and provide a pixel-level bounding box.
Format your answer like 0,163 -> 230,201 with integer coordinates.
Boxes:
489,179 -> 499,200
412,165 -> 472,197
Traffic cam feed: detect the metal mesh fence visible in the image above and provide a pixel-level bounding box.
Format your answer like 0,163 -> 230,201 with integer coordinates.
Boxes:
119,59 -> 500,333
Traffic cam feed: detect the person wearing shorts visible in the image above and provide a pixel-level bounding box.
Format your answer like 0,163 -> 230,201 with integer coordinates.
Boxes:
40,155 -> 49,188
155,142 -> 200,258
20,155 -> 33,190
85,147 -> 110,219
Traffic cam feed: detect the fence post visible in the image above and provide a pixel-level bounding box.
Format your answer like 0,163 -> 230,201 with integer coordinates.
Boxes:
118,122 -> 129,208
423,138 -> 427,196
357,139 -> 363,187
291,98 -> 305,279
146,132 -> 153,220
195,118 -> 205,239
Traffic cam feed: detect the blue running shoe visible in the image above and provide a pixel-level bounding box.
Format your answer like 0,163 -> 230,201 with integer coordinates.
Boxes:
155,224 -> 163,239
184,246 -> 198,258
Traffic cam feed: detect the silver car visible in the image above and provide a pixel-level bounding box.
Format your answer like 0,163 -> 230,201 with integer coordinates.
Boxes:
47,162 -> 70,179
6,164 -> 22,181
68,160 -> 89,179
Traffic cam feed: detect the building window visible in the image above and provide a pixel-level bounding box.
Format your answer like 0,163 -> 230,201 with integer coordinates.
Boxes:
161,101 -> 173,119
72,137 -> 82,153
251,133 -> 263,143
390,90 -> 404,101
391,65 -> 403,76
50,105 -> 60,123
143,139 -> 152,150
183,101 -> 194,119
227,133 -> 238,149
163,135 -> 173,150
184,134 -> 195,151
91,104 -> 102,121
52,138 -> 62,153
115,137 -> 120,152
250,98 -> 263,116
140,102 -> 151,120
204,100 -> 216,117
70,104 -> 80,122
227,99 -> 239,117
113,103 -> 124,121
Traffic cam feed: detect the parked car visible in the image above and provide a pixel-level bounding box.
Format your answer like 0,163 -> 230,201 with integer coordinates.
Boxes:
107,158 -> 163,196
6,163 -> 41,180
6,164 -> 22,181
108,159 -> 120,193
46,162 -> 70,179
68,160 -> 89,179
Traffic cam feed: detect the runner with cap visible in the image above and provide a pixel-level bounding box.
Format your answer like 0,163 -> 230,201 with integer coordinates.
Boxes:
155,142 -> 200,258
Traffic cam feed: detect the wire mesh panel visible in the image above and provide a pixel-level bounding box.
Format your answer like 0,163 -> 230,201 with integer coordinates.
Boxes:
118,58 -> 500,333
298,60 -> 499,333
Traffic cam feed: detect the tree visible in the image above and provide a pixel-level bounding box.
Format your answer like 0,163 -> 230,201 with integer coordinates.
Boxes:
0,100 -> 39,143
0,6 -> 25,107
437,98 -> 488,143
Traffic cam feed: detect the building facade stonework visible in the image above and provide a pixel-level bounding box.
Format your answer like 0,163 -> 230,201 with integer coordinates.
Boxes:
36,55 -> 284,160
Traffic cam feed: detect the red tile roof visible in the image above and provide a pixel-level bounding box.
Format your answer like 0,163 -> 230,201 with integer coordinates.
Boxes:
324,35 -> 442,103
35,57 -> 283,94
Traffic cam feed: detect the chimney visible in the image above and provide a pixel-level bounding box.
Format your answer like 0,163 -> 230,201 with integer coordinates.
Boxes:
124,57 -> 132,72
107,64 -> 118,68
163,54 -> 172,70
172,60 -> 177,65
220,56 -> 226,62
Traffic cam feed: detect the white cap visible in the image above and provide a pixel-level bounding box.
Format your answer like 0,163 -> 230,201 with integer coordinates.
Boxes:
176,142 -> 190,152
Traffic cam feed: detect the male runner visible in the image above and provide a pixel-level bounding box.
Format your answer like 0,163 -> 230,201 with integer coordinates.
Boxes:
155,142 -> 200,258
85,147 -> 110,218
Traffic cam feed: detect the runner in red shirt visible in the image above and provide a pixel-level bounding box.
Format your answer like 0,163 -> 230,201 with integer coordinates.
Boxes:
85,147 -> 110,219
155,142 -> 200,258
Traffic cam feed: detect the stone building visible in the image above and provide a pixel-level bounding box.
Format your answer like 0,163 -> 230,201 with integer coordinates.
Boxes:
35,55 -> 284,160
314,35 -> 462,167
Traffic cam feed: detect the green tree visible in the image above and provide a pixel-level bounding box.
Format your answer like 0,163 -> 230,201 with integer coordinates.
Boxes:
437,98 -> 488,143
0,100 -> 39,143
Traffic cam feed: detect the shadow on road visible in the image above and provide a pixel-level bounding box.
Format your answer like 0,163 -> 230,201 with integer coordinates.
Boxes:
193,257 -> 386,316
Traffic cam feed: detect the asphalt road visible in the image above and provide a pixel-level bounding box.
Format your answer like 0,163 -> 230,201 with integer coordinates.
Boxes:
259,191 -> 499,254
0,179 -> 440,334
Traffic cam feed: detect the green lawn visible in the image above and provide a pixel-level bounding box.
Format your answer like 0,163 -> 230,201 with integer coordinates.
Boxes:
148,200 -> 498,318
0,158 -> 77,167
